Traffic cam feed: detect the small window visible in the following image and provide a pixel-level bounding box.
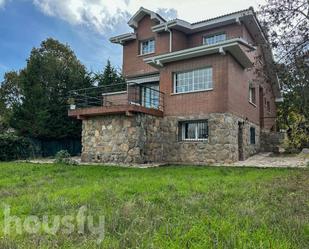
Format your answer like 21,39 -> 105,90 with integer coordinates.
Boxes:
174,67 -> 213,94
249,87 -> 256,104
179,120 -> 208,141
203,33 -> 226,45
250,127 -> 256,144
266,101 -> 271,112
140,39 -> 155,55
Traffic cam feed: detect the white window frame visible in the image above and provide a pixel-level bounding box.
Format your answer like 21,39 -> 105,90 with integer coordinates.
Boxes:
140,39 -> 155,55
249,87 -> 256,105
203,33 -> 226,45
173,67 -> 213,94
180,120 -> 209,141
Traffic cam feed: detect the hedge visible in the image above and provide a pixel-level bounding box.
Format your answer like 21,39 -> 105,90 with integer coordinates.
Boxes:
0,134 -> 37,161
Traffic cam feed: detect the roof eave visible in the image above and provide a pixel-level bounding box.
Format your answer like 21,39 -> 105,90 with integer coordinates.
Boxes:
109,33 -> 137,44
144,38 -> 255,69
128,7 -> 166,29
152,9 -> 256,33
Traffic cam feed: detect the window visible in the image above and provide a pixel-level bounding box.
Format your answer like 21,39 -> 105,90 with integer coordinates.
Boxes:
249,87 -> 256,104
203,33 -> 226,45
179,120 -> 208,141
250,127 -> 256,144
141,83 -> 159,109
140,39 -> 155,55
266,100 -> 271,113
174,68 -> 213,94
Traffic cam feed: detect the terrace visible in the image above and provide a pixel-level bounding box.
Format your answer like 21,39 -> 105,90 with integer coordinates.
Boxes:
68,83 -> 164,119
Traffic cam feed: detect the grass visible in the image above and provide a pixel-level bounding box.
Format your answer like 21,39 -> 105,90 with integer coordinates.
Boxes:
0,162 -> 308,248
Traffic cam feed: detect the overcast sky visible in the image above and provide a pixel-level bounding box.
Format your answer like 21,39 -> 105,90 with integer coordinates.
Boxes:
0,0 -> 265,81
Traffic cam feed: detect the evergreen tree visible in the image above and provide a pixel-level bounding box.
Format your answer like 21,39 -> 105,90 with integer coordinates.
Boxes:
10,38 -> 92,139
96,60 -> 126,91
0,71 -> 21,132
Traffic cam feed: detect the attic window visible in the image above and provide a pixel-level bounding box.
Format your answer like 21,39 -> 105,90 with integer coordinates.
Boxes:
203,33 -> 226,45
140,39 -> 155,55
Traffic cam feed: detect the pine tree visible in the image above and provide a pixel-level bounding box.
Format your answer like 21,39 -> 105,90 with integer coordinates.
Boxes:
96,60 -> 126,91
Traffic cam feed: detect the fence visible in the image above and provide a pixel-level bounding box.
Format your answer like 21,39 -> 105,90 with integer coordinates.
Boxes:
30,138 -> 82,157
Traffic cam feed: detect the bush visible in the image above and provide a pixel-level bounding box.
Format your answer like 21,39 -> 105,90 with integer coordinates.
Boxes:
54,150 -> 76,165
281,113 -> 309,153
0,134 -> 36,161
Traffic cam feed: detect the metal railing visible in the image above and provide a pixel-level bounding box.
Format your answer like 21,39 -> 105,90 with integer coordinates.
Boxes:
68,83 -> 164,112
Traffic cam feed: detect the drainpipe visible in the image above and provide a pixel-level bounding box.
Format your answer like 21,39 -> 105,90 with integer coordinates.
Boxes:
165,24 -> 172,52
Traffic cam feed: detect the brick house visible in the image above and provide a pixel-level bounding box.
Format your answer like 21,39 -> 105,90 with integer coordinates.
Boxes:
68,7 -> 282,164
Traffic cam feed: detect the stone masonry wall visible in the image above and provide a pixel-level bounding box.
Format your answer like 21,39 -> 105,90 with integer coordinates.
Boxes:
81,113 -> 260,164
160,113 -> 260,164
81,115 -> 146,164
260,131 -> 286,153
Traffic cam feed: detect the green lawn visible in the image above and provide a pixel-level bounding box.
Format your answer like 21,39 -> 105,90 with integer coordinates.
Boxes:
0,163 -> 308,249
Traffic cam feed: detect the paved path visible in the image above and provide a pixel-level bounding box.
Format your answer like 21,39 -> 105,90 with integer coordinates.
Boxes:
23,153 -> 309,168
222,152 -> 309,168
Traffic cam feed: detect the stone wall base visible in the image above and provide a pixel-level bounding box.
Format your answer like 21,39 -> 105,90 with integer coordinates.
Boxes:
81,113 -> 261,164
260,131 -> 286,153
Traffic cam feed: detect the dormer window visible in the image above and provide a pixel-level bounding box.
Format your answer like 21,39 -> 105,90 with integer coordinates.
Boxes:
140,39 -> 155,55
203,33 -> 226,45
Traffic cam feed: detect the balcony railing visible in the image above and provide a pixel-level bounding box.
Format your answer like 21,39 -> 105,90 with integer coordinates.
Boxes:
68,83 -> 164,113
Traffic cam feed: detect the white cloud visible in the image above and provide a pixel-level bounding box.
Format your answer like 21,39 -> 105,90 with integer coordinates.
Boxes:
32,0 -> 265,33
0,0 -> 6,8
33,0 -> 130,33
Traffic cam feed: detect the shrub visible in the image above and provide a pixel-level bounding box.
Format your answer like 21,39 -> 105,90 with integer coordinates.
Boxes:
0,134 -> 36,161
54,150 -> 76,165
282,113 -> 309,153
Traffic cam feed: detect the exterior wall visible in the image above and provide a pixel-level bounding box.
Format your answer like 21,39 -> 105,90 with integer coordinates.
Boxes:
81,112 -> 260,164
121,17 -> 277,130
261,77 -> 277,130
260,131 -> 286,152
160,54 -> 229,116
123,21 -> 256,78
227,47 -> 277,130
227,55 -> 260,125
122,15 -> 170,77
187,24 -> 243,48
241,24 -> 254,44
161,113 -> 260,163
103,92 -> 128,106
172,30 -> 188,52
81,115 -> 146,164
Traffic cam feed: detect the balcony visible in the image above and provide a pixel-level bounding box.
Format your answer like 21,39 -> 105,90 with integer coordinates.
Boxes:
68,83 -> 164,119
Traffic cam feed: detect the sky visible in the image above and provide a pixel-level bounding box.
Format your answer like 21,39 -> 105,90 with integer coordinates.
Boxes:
0,0 -> 265,81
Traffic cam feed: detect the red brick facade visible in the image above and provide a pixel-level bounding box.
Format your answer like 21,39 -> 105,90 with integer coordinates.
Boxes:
120,12 -> 277,130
